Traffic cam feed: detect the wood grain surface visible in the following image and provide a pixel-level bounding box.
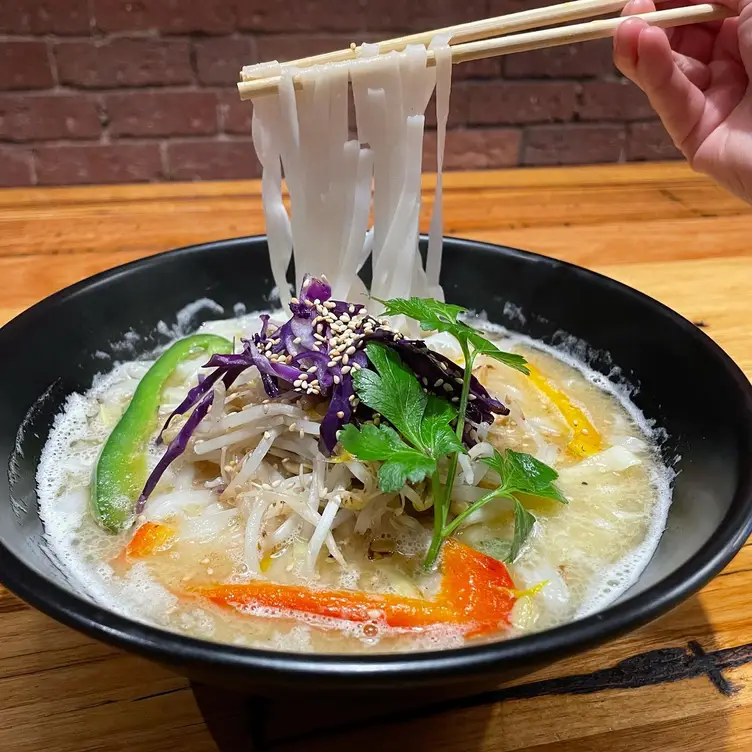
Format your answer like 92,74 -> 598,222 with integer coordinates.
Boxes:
0,162 -> 750,752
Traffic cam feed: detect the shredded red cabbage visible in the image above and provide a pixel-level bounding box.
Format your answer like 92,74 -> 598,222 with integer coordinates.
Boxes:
139,273 -> 508,506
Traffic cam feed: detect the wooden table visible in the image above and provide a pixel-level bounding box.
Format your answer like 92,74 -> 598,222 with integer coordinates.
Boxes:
0,162 -> 751,751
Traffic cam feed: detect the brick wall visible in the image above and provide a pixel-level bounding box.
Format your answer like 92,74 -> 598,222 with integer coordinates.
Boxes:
0,0 -> 681,187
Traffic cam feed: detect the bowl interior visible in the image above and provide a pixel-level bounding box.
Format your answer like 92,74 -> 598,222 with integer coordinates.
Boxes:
1,236 -> 750,688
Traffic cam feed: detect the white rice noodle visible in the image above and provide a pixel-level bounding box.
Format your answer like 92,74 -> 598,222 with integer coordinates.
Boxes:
457,452 -> 475,486
206,378 -> 227,430
559,445 -> 642,482
250,36 -> 452,313
274,435 -> 319,458
179,507 -> 239,543
223,427 -> 281,497
425,34 -> 452,298
145,489 -> 215,521
250,62 -> 294,307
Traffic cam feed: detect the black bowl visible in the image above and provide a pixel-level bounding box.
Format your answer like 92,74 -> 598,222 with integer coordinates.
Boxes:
1,236 -> 751,694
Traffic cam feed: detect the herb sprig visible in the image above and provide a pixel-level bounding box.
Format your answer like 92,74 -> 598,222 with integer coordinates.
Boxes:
341,297 -> 566,569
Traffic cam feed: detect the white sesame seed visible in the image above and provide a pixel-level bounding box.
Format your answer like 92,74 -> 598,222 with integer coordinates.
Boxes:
345,345 -> 356,355
349,394 -> 356,402
455,377 -> 464,384
293,379 -> 302,387
271,479 -> 282,488
326,360 -> 336,368
307,365 -> 318,373
325,301 -> 336,309
263,431 -> 272,439
469,394 -> 477,401
336,410 -> 345,419
312,345 -> 320,351
291,297 -> 299,304
314,298 -> 321,305
333,375 -> 341,384
434,379 -> 444,387
300,373 -> 309,380
342,353 -> 350,365
341,365 -> 351,374
443,382 -> 453,392
581,428 -> 590,435
305,300 -> 313,307
451,397 -> 459,403
293,336 -> 302,344
289,422 -> 297,432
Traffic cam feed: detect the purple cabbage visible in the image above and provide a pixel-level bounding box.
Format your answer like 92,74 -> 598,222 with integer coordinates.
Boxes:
138,273 -> 509,509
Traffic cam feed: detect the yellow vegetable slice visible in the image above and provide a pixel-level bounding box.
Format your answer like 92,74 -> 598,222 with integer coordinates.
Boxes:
526,365 -> 603,458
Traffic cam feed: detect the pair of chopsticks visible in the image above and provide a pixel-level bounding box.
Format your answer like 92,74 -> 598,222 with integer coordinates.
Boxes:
237,0 -> 733,99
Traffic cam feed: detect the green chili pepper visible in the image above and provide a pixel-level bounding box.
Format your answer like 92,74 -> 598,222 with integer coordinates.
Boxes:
91,333 -> 232,533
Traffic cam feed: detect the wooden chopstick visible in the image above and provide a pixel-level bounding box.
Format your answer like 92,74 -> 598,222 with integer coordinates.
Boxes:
239,0 -> 631,82
237,3 -> 732,100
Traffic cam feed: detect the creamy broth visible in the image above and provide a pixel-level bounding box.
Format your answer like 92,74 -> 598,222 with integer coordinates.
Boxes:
37,311 -> 672,654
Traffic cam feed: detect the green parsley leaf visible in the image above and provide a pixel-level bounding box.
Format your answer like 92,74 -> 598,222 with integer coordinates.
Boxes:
481,448 -> 567,504
466,333 -> 530,375
376,297 -> 468,333
472,499 -> 536,564
353,343 -> 426,449
420,396 -> 464,458
378,296 -> 529,375
338,423 -> 436,493
508,498 -> 537,562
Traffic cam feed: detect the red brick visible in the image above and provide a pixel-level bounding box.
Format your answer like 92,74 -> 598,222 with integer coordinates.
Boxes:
55,39 -> 192,89
0,147 -> 33,186
219,90 -> 253,135
195,38 -> 255,86
35,143 -> 162,185
577,80 -> 653,121
0,0 -> 90,34
627,121 -> 681,161
452,59 -> 502,81
107,91 -> 217,138
255,34 -> 378,65
423,128 -> 521,171
361,0 -> 489,31
488,0 -> 560,12
0,95 -> 100,142
523,124 -> 626,165
463,81 -> 577,125
92,0 -> 236,34
166,139 -> 261,180
0,42 -> 54,91
505,38 -> 615,78
238,1 -> 367,32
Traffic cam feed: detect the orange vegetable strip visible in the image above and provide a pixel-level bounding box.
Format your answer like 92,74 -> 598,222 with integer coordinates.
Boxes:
192,539 -> 517,636
124,521 -> 174,559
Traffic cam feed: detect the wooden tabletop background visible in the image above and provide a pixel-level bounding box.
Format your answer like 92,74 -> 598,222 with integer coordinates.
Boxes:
0,162 -> 751,751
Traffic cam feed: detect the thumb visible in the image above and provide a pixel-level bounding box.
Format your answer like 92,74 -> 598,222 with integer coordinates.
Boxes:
614,19 -> 706,157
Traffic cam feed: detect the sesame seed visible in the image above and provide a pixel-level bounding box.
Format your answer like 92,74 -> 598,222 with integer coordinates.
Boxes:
293,336 -> 302,344
263,431 -> 272,439
271,479 -> 282,488
333,375 -> 341,384
312,345 -> 320,351
349,394 -> 356,402
307,365 -> 318,373
434,379 -> 444,387
314,298 -> 321,305
443,382 -> 453,392
342,354 -> 349,365
289,422 -> 297,432
455,377 -> 464,384
336,410 -> 345,419
293,379 -> 302,387
262,399 -> 270,404
314,333 -> 326,342
299,429 -> 305,438
345,345 -> 356,355
332,355 -> 342,362
581,428 -> 590,435
352,398 -> 360,407
325,301 -> 336,309
421,377 -> 429,386
469,394 -> 477,401
341,313 -> 351,323
341,365 -> 351,374
305,300 -> 313,307
291,297 -> 299,304
300,373 -> 309,381
451,397 -> 459,403
316,324 -> 324,334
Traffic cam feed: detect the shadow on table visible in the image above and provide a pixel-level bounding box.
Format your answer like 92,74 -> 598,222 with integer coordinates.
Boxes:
192,594 -> 742,752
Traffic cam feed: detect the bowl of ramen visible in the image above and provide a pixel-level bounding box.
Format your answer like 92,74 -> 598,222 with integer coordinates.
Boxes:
1,39 -> 751,695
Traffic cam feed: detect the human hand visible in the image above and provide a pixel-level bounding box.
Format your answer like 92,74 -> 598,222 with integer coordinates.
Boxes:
614,0 -> 752,202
